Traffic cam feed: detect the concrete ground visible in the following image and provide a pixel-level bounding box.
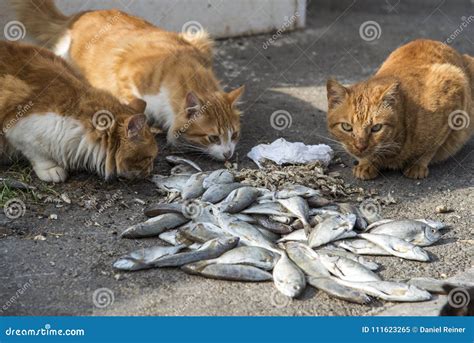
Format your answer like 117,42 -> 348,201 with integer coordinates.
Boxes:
1,1 -> 473,316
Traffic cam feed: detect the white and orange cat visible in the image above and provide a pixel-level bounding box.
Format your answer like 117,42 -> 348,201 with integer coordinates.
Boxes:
327,39 -> 473,179
0,41 -> 158,182
13,0 -> 244,161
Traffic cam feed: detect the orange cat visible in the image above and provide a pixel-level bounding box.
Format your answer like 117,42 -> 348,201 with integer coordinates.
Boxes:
0,41 -> 158,182
327,39 -> 473,179
13,0 -> 244,161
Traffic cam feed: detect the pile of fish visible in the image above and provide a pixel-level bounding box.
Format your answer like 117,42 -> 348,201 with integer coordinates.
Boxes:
113,156 -> 455,304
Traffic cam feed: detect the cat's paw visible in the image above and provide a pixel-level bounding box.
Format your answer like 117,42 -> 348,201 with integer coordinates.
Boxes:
353,163 -> 378,180
403,164 -> 429,179
35,165 -> 68,183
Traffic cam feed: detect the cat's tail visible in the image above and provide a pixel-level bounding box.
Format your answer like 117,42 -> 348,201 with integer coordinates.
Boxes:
180,30 -> 214,63
10,0 -> 71,48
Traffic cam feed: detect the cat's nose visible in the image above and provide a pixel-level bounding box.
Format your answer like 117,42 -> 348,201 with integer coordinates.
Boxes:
355,142 -> 368,152
223,151 -> 233,160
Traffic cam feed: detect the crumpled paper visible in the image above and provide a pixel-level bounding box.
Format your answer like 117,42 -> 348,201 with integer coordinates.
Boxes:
247,138 -> 334,168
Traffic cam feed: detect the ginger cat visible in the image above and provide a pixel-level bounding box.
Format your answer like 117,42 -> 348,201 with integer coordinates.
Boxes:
13,0 -> 244,161
327,39 -> 473,179
0,41 -> 158,182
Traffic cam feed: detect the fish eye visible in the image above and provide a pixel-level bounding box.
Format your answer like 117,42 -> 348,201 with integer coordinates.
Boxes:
341,123 -> 353,132
371,124 -> 383,132
208,135 -> 220,144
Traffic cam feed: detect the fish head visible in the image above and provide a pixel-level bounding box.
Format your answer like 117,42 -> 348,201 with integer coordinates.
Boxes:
424,225 -> 442,244
274,276 -> 304,298
406,285 -> 432,301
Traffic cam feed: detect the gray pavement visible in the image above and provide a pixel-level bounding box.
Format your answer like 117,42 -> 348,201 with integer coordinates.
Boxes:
0,0 -> 473,316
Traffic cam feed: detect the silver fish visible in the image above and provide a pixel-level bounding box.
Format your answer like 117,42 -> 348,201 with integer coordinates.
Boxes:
369,220 -> 441,246
144,203 -> 183,217
416,219 -> 447,231
277,196 -> 310,227
186,246 -> 276,270
153,236 -> 239,267
359,233 -> 431,262
113,245 -> 185,271
316,247 -> 379,271
182,263 -> 272,282
201,182 -> 243,203
308,213 -> 357,248
407,277 -> 474,294
273,253 -> 306,298
335,278 -> 432,302
181,172 -> 208,200
253,214 -> 293,234
121,213 -> 189,238
170,164 -> 198,176
269,215 -> 293,224
307,277 -> 372,304
233,213 -> 257,223
202,169 -> 234,189
284,242 -> 330,278
242,202 -> 291,217
277,229 -> 307,243
165,155 -> 202,172
260,184 -> 321,200
334,239 -> 392,255
306,196 -> 331,208
337,203 -> 370,230
180,222 -> 231,243
220,187 -> 260,213
308,208 -> 341,217
317,253 -> 381,282
257,227 -> 280,242
151,174 -> 190,192
159,229 -> 185,246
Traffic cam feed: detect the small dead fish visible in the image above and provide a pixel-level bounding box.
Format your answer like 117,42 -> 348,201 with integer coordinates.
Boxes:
407,277 -> 474,294
113,245 -> 184,271
308,214 -> 357,248
284,242 -> 330,278
242,202 -> 290,217
257,227 -> 280,242
316,247 -> 379,271
307,277 -> 372,304
369,219 -> 441,246
277,196 -> 310,227
334,239 -> 391,255
260,184 -> 321,200
170,164 -> 197,175
180,222 -> 231,243
269,215 -> 292,224
277,229 -> 307,243
165,155 -> 202,172
253,214 -> 293,234
202,169 -> 234,189
416,219 -> 447,231
232,213 -> 257,223
308,208 -> 341,217
317,253 -> 381,282
121,213 -> 189,238
182,172 -> 208,200
144,203 -> 183,217
306,196 -> 331,208
273,253 -> 306,298
291,216 -> 320,230
220,187 -> 260,213
201,182 -> 243,203
335,278 -> 432,302
151,174 -> 189,192
0,177 -> 36,190
182,263 -> 272,282
359,233 -> 431,262
337,203 -> 370,230
153,236 -> 239,267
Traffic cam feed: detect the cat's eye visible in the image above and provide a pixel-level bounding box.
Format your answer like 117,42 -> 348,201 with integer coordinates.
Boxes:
208,135 -> 220,144
371,124 -> 383,132
341,123 -> 353,132
231,132 -> 240,140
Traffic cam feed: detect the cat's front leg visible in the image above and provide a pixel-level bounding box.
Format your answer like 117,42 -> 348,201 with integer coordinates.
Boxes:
31,159 -> 68,183
353,159 -> 379,180
402,149 -> 438,179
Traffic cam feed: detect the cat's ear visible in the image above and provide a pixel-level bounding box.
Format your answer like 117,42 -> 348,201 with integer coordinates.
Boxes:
185,91 -> 201,117
381,81 -> 400,107
128,98 -> 147,113
326,79 -> 348,110
226,86 -> 245,106
126,114 -> 147,138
